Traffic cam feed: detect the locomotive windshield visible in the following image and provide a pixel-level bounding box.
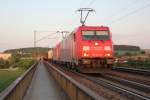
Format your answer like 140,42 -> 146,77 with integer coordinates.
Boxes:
82,31 -> 110,40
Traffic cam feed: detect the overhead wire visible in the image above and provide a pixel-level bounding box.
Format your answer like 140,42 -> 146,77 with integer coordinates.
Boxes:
36,31 -> 62,48
82,0 -> 150,26
106,0 -> 140,20
108,2 -> 150,26
36,31 -> 59,43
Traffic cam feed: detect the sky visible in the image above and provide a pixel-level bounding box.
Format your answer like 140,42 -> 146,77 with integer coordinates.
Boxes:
0,0 -> 150,52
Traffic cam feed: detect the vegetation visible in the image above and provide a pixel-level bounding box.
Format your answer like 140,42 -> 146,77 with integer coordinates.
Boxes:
114,45 -> 140,51
0,59 -> 10,69
4,47 -> 50,53
0,55 -> 36,92
0,69 -> 23,92
115,59 -> 150,70
114,51 -> 140,57
4,47 -> 50,57
16,59 -> 36,70
140,50 -> 146,54
114,45 -> 141,57
0,54 -> 20,69
127,59 -> 150,70
0,52 -> 36,68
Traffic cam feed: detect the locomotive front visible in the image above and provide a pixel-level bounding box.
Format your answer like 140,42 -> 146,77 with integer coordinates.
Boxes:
76,26 -> 114,72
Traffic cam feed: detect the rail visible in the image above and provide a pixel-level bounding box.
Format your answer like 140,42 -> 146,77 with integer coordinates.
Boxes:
113,67 -> 150,76
101,74 -> 150,93
62,68 -> 150,100
0,63 -> 37,100
44,61 -> 105,100
81,75 -> 150,100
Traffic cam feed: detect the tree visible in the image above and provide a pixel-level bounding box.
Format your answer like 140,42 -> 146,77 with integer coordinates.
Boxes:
8,54 -> 20,65
0,58 -> 10,68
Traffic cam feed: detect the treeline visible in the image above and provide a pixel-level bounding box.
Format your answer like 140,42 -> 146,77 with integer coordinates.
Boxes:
4,47 -> 50,54
114,45 -> 140,51
4,45 -> 141,54
3,47 -> 50,58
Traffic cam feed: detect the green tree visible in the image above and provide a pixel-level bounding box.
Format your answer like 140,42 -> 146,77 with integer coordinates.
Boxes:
0,59 -> 10,69
8,54 -> 20,65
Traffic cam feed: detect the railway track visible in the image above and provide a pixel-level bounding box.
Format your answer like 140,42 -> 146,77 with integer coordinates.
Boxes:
113,67 -> 150,76
49,63 -> 150,100
101,74 -> 150,93
80,74 -> 150,100
72,69 -> 150,100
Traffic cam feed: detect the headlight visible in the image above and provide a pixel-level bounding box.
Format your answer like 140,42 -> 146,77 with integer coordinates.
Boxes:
95,42 -> 98,46
83,46 -> 90,51
104,46 -> 111,50
105,53 -> 111,57
84,53 -> 87,56
83,53 -> 89,57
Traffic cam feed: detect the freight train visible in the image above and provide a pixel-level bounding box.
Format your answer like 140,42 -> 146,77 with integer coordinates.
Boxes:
49,25 -> 114,73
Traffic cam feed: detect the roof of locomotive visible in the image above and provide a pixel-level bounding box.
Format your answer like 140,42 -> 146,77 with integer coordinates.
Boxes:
74,25 -> 110,32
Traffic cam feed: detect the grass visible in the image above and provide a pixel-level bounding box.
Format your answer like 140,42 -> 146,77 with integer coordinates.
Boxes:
0,69 -> 24,92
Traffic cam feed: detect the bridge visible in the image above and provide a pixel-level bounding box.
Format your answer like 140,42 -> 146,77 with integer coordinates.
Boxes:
23,62 -> 68,100
0,61 -> 101,100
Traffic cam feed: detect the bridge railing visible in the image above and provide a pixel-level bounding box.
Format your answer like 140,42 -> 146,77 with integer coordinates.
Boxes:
0,63 -> 38,100
44,61 -> 105,100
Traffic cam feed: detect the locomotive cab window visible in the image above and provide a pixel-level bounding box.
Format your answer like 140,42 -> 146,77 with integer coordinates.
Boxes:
82,30 -> 110,40
82,31 -> 94,40
96,31 -> 110,40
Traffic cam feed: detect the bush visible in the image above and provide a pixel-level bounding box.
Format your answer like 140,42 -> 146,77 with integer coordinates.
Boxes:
126,59 -> 150,70
8,54 -> 20,65
16,59 -> 36,70
0,59 -> 10,68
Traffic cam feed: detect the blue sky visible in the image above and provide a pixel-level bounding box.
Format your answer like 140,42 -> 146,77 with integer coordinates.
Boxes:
0,0 -> 150,51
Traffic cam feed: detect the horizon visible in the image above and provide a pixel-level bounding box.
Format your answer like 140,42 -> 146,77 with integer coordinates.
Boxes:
1,44 -> 148,53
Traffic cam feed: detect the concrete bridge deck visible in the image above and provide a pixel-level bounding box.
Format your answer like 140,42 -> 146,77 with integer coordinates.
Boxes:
23,62 -> 68,100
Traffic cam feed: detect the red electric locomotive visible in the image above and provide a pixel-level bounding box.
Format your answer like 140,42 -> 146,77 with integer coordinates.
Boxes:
51,8 -> 114,73
52,25 -> 114,73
